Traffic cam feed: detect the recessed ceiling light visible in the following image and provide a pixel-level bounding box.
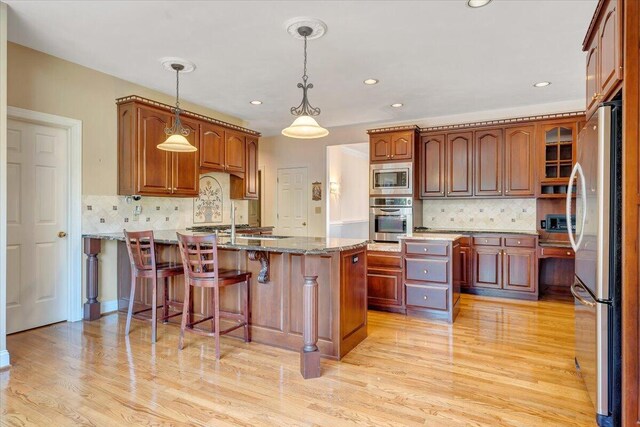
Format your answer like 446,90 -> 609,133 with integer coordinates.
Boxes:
250,100 -> 263,105
364,78 -> 379,85
533,81 -> 551,88
391,103 -> 403,108
467,0 -> 492,8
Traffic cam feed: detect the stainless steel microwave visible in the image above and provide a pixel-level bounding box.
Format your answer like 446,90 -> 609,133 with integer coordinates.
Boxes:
370,162 -> 413,196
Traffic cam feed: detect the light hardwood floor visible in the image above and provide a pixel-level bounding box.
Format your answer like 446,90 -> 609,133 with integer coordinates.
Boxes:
1,294 -> 595,426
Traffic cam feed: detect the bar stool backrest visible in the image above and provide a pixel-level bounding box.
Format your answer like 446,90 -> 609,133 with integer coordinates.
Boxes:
176,233 -> 219,282
123,230 -> 156,272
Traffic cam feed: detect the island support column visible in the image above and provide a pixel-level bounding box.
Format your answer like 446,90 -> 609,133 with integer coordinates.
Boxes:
300,255 -> 321,379
83,238 -> 102,320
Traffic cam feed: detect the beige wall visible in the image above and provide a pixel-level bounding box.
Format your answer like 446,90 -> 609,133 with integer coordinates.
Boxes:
7,42 -> 246,307
7,42 -> 244,195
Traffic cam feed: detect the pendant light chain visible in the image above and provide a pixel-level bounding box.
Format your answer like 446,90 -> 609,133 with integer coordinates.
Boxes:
165,64 -> 190,137
290,29 -> 320,117
302,35 -> 308,84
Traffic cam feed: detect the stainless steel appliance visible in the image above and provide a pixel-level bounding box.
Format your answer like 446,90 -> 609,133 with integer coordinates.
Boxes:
541,213 -> 576,233
567,101 -> 621,427
370,162 -> 413,196
369,197 -> 422,242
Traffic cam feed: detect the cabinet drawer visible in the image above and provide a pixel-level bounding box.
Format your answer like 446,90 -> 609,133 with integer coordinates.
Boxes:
405,258 -> 448,283
539,246 -> 575,258
405,241 -> 449,256
473,237 -> 501,246
406,284 -> 448,310
367,252 -> 402,269
504,237 -> 536,248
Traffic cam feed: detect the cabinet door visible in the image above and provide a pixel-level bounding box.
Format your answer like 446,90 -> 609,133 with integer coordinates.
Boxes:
504,125 -> 535,196
225,130 -> 245,173
473,247 -> 502,289
367,268 -> 403,308
171,117 -> 200,197
390,131 -> 413,161
370,134 -> 391,162
586,40 -> 599,118
446,132 -> 473,197
199,122 -> 225,171
137,107 -> 172,195
502,248 -> 536,293
598,0 -> 622,99
419,133 -> 446,198
459,246 -> 472,288
474,129 -> 503,196
244,137 -> 259,199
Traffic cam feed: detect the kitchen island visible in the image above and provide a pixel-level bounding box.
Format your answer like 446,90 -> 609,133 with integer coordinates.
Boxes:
82,230 -> 369,378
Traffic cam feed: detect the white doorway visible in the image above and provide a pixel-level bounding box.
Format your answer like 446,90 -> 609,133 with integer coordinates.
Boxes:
6,108 -> 82,334
277,167 -> 308,236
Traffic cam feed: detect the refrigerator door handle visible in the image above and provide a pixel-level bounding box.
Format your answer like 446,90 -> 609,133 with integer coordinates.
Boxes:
567,163 -> 587,252
571,280 -> 597,307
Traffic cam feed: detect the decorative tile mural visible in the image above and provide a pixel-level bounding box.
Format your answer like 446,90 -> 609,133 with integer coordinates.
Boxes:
421,198 -> 537,231
194,176 -> 223,223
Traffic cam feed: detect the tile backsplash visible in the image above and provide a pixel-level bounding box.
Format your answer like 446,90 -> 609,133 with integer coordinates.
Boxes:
421,198 -> 537,231
82,172 -> 248,234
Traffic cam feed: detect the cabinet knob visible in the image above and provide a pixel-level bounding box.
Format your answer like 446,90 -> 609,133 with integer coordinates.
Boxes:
423,269 -> 428,274
517,240 -> 521,244
423,295 -> 428,300
567,251 -> 571,256
484,239 -> 488,243
423,248 -> 428,252
390,154 -> 394,158
505,190 -> 509,193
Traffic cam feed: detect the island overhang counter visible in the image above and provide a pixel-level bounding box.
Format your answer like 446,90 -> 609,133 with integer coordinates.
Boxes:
82,230 -> 369,378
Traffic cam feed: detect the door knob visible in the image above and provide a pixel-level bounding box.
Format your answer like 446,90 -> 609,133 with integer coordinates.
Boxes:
58,231 -> 67,238
302,222 -> 307,226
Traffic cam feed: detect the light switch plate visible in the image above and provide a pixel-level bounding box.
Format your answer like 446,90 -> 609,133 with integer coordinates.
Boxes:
315,207 -> 321,214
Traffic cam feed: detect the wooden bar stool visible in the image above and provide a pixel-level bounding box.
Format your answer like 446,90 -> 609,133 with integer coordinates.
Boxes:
176,232 -> 251,359
123,230 -> 185,343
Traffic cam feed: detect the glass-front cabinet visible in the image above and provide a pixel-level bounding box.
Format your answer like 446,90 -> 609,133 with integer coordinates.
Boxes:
539,121 -> 578,197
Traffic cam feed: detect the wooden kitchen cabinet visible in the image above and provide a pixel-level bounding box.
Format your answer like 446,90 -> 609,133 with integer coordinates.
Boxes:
473,247 -> 502,289
502,248 -> 537,293
504,125 -> 535,196
446,132 -> 473,197
419,133 -> 446,198
474,129 -> 503,196
583,0 -> 622,119
225,130 -> 246,174
459,245 -> 472,289
117,96 -> 260,199
368,127 -> 418,163
367,251 -> 405,313
199,122 -> 225,172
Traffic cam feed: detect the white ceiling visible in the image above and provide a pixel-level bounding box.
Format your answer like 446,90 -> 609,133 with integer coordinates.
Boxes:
5,0 -> 597,136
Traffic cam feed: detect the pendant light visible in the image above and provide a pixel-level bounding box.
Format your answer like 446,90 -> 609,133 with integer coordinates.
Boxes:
157,62 -> 197,152
282,22 -> 329,139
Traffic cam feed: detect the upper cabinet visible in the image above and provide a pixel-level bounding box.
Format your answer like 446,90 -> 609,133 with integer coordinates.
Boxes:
504,125 -> 535,197
419,133 -> 446,198
117,96 -> 260,198
369,128 -> 418,163
447,132 -> 473,197
474,129 -> 503,196
538,120 -> 578,198
583,0 -> 622,119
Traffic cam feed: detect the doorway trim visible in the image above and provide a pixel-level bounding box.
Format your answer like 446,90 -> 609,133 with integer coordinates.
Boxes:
7,106 -> 83,323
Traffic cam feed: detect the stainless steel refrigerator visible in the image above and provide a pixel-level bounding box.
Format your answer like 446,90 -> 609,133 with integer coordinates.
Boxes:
567,100 -> 622,427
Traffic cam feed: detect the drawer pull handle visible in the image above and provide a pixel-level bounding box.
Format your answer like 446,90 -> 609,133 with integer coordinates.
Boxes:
423,248 -> 428,252
423,295 -> 428,300
423,270 -> 428,274
517,240 -> 521,244
567,251 -> 571,256
484,239 -> 488,243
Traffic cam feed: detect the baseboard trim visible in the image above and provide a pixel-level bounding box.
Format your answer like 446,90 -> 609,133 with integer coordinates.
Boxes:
0,349 -> 10,369
100,299 -> 118,314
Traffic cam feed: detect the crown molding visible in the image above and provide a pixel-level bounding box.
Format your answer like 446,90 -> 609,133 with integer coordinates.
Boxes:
421,111 -> 585,132
366,124 -> 419,134
115,95 -> 261,136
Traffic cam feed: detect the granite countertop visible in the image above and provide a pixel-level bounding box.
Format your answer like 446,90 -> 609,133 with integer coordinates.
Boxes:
414,228 -> 539,236
367,242 -> 401,252
83,230 -> 369,255
398,233 -> 464,241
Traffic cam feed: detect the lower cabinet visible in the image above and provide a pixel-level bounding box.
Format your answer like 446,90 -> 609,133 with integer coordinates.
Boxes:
367,251 -> 405,313
468,234 -> 538,300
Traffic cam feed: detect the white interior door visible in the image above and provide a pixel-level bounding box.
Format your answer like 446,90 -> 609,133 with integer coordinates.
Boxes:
277,167 -> 308,236
6,118 -> 69,334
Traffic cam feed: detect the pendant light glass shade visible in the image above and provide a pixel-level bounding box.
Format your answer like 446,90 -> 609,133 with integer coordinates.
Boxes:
157,133 -> 197,152
281,115 -> 329,139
